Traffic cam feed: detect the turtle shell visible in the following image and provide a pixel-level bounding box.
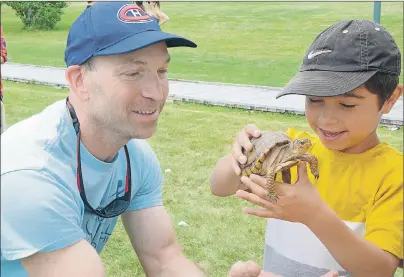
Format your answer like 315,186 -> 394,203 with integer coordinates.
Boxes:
240,130 -> 291,170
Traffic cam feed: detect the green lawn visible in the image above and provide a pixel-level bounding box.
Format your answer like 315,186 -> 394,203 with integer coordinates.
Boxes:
1,2 -> 403,87
2,80 -> 403,277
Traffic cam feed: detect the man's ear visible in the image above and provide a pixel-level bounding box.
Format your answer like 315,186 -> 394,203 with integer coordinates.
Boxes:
380,84 -> 403,115
65,65 -> 90,101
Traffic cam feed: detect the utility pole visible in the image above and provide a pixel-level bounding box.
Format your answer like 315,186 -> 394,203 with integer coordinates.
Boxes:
373,1 -> 381,24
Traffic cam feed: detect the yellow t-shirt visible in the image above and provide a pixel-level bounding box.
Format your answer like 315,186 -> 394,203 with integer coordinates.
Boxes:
264,128 -> 403,273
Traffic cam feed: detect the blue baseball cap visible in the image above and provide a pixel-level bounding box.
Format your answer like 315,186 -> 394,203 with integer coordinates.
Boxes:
64,1 -> 197,67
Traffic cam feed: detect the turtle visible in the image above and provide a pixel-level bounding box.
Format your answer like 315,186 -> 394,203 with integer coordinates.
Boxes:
240,130 -> 319,202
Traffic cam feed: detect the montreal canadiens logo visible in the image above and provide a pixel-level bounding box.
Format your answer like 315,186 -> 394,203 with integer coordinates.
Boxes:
117,4 -> 153,23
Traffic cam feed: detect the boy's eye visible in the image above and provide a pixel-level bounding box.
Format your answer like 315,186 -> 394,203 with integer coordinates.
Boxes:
308,98 -> 323,103
340,103 -> 357,109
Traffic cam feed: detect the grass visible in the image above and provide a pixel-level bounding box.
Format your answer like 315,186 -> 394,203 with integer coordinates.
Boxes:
2,80 -> 403,277
1,2 -> 403,87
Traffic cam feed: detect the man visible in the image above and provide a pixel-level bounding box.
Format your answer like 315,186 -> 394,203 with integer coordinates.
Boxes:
1,2 -> 280,277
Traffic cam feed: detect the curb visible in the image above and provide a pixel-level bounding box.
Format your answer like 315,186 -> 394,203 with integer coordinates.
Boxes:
3,66 -> 403,127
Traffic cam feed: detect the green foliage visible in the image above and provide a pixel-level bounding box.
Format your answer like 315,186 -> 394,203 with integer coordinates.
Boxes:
5,1 -> 69,30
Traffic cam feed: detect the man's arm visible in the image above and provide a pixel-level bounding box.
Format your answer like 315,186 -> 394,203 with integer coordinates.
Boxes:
122,206 -> 207,277
22,240 -> 106,277
1,170 -> 95,276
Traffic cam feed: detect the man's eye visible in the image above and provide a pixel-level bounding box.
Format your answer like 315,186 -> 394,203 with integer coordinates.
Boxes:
158,69 -> 168,74
126,72 -> 139,77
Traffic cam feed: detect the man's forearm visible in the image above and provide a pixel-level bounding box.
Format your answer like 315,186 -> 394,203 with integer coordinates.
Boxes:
306,204 -> 398,277
156,254 -> 207,277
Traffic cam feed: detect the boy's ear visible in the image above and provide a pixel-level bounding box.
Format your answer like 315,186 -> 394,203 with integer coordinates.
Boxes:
380,84 -> 403,115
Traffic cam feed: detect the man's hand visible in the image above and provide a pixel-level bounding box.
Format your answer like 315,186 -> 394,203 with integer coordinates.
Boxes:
235,161 -> 326,226
228,261 -> 342,277
227,261 -> 280,277
231,124 -> 262,176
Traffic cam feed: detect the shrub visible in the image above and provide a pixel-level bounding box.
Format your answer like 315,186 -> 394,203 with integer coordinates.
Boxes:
5,2 -> 69,30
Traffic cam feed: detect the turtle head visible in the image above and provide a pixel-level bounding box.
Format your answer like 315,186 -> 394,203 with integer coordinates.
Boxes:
293,138 -> 312,154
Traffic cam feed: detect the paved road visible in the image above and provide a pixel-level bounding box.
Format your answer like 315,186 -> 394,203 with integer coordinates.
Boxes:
2,62 -> 402,125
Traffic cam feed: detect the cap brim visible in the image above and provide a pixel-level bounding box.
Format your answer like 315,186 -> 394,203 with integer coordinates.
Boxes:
276,70 -> 378,99
94,30 -> 197,57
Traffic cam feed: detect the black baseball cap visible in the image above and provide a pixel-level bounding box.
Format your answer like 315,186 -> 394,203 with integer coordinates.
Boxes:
276,19 -> 401,99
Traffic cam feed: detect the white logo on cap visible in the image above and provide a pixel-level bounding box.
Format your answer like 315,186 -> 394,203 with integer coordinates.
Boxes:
308,50 -> 332,60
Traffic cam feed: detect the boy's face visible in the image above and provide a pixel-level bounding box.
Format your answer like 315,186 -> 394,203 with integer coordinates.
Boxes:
305,85 -> 402,154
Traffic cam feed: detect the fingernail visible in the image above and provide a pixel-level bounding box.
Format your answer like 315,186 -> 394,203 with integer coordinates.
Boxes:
239,156 -> 246,164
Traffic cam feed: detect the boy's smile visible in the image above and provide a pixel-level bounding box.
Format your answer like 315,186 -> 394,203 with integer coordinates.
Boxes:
318,128 -> 347,142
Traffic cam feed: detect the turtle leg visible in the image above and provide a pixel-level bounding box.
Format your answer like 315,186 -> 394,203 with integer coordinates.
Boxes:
293,154 -> 319,179
265,160 -> 299,202
274,160 -> 299,187
274,161 -> 299,175
265,171 -> 278,203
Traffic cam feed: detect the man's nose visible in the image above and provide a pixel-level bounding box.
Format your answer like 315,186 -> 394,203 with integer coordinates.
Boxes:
141,74 -> 165,101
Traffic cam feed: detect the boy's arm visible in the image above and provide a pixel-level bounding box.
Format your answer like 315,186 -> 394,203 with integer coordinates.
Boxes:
210,124 -> 262,196
238,163 -> 401,277
305,163 -> 402,277
306,202 -> 400,277
210,153 -> 245,196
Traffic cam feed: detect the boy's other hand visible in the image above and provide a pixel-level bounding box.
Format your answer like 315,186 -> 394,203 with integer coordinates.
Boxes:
232,124 -> 261,175
235,162 -> 326,226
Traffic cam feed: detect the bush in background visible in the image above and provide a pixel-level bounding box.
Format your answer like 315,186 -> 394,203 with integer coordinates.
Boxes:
5,2 -> 69,30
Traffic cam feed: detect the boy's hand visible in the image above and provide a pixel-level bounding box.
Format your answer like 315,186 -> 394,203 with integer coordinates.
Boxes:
235,162 -> 326,226
231,124 -> 261,176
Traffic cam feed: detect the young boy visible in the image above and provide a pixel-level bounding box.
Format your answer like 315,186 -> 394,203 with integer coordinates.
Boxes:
210,19 -> 403,277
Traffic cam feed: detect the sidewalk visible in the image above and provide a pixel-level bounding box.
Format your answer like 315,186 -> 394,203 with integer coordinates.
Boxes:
2,62 -> 402,126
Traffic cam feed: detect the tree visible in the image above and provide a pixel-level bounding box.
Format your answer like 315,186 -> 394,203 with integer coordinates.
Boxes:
5,2 -> 69,30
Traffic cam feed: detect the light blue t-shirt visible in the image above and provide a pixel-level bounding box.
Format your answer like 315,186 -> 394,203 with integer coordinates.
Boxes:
1,99 -> 164,276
